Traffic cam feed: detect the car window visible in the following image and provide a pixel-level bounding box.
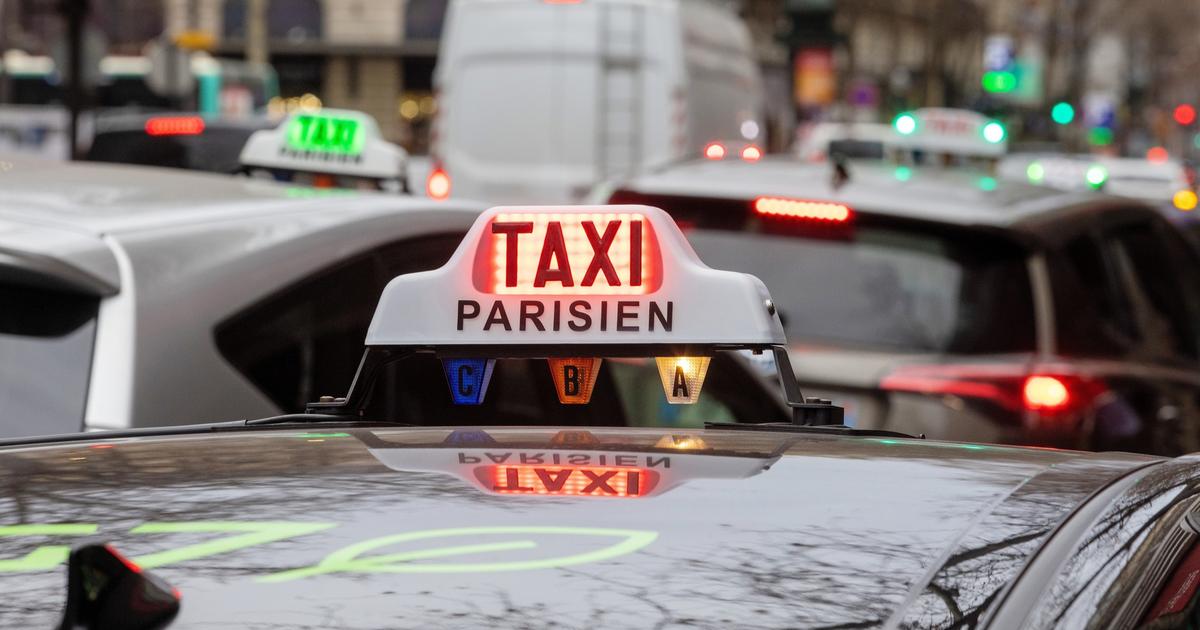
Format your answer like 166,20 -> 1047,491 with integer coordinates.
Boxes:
684,228 -> 1036,354
0,282 -> 98,437
1105,220 -> 1200,361
215,234 -> 465,412
1049,232 -> 1139,359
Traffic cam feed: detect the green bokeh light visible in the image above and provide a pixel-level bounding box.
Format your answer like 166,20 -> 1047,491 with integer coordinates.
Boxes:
978,176 -> 998,191
982,121 -> 1006,144
1088,127 -> 1114,146
1026,162 -> 1045,183
1085,164 -> 1108,189
893,113 -> 918,135
1050,102 -> 1075,125
982,71 -> 1017,93
894,166 -> 913,181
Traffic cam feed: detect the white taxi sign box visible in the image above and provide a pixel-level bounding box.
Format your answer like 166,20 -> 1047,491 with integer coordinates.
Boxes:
365,205 -> 785,347
238,108 -> 408,180
891,108 -> 1007,158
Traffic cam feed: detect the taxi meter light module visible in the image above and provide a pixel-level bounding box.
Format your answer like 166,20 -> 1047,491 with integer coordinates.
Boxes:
442,359 -> 495,405
656,357 -> 711,405
548,358 -> 602,404
476,212 -> 660,295
286,112 -> 366,155
491,465 -> 649,498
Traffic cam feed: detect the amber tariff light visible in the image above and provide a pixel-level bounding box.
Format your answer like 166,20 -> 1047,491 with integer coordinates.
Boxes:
655,356 -> 711,404
754,197 -> 851,222
548,358 -> 602,404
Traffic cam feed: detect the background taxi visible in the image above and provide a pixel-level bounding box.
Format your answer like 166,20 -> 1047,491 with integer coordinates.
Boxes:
595,156 -> 1200,454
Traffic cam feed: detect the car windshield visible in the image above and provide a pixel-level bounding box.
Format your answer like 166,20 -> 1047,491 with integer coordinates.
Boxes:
0,283 -> 98,437
686,227 -> 1036,354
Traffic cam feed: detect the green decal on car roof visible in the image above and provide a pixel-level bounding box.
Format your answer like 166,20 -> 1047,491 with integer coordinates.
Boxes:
130,521 -> 336,570
0,524 -> 99,572
261,526 -> 658,582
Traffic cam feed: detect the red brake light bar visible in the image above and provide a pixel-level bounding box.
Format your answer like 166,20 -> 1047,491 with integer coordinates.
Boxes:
754,197 -> 851,222
144,116 -> 205,137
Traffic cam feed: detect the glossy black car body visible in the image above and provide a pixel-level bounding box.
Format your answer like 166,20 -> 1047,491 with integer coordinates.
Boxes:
0,423 -> 1196,629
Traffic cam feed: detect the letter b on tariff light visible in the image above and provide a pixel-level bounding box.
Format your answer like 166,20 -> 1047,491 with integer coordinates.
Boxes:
548,358 -> 603,404
442,359 -> 496,405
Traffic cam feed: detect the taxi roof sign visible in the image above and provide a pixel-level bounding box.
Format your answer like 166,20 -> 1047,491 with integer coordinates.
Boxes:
365,205 -> 785,347
239,108 -> 408,180
890,108 -> 1007,157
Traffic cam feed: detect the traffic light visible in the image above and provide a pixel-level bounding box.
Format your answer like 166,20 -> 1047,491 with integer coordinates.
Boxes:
1175,104 -> 1196,126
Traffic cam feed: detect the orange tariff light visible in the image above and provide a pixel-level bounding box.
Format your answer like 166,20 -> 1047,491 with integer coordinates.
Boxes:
548,357 -> 602,404
655,356 -> 711,404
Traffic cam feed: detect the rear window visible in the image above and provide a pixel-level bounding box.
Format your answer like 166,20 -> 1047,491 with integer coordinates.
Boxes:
0,283 -> 98,436
614,192 -> 1036,354
86,127 -> 260,174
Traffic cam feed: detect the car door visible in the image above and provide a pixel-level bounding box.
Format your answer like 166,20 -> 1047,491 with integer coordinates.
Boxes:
1095,211 -> 1200,454
1044,209 -> 1200,454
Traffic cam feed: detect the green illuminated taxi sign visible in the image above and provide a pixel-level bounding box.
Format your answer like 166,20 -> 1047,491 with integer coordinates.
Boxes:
286,113 -> 366,155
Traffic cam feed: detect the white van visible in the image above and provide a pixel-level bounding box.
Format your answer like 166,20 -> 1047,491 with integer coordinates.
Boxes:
431,0 -> 765,204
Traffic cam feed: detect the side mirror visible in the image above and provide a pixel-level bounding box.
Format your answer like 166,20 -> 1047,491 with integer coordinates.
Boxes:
58,544 -> 180,630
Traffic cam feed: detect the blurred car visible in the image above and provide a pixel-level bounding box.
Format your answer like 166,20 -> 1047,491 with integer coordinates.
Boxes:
0,160 -> 785,439
430,0 -> 764,204
86,112 -> 276,174
794,121 -> 893,162
594,155 -> 1200,454
0,159 -> 485,438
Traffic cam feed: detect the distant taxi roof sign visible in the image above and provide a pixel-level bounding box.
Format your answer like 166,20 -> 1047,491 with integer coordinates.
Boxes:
365,205 -> 784,347
890,108 -> 1007,157
239,108 -> 407,180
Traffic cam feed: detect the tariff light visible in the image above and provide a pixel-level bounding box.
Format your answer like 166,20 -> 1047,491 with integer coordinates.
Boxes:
655,356 -> 711,404
442,358 -> 495,405
547,358 -> 602,404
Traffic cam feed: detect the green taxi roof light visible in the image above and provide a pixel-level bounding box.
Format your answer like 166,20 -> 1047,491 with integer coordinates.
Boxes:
982,121 -> 1006,144
1085,164 -> 1108,188
893,113 -> 918,135
286,112 -> 366,155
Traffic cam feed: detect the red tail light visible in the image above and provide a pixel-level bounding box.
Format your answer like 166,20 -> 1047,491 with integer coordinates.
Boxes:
145,116 -> 205,136
704,142 -> 726,160
754,196 -> 851,222
880,363 -> 1104,417
427,166 -> 451,200
741,145 -> 762,162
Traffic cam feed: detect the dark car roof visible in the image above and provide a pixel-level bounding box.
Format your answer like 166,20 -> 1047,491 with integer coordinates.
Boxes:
615,157 -> 1142,231
0,425 -> 1156,628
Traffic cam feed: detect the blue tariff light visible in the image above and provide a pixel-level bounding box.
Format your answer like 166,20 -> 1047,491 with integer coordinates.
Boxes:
442,358 -> 496,405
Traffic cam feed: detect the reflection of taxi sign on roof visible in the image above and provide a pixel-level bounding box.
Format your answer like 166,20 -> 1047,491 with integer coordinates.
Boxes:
311,205 -> 841,423
239,108 -> 407,181
361,429 -> 780,499
891,108 -> 1007,157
